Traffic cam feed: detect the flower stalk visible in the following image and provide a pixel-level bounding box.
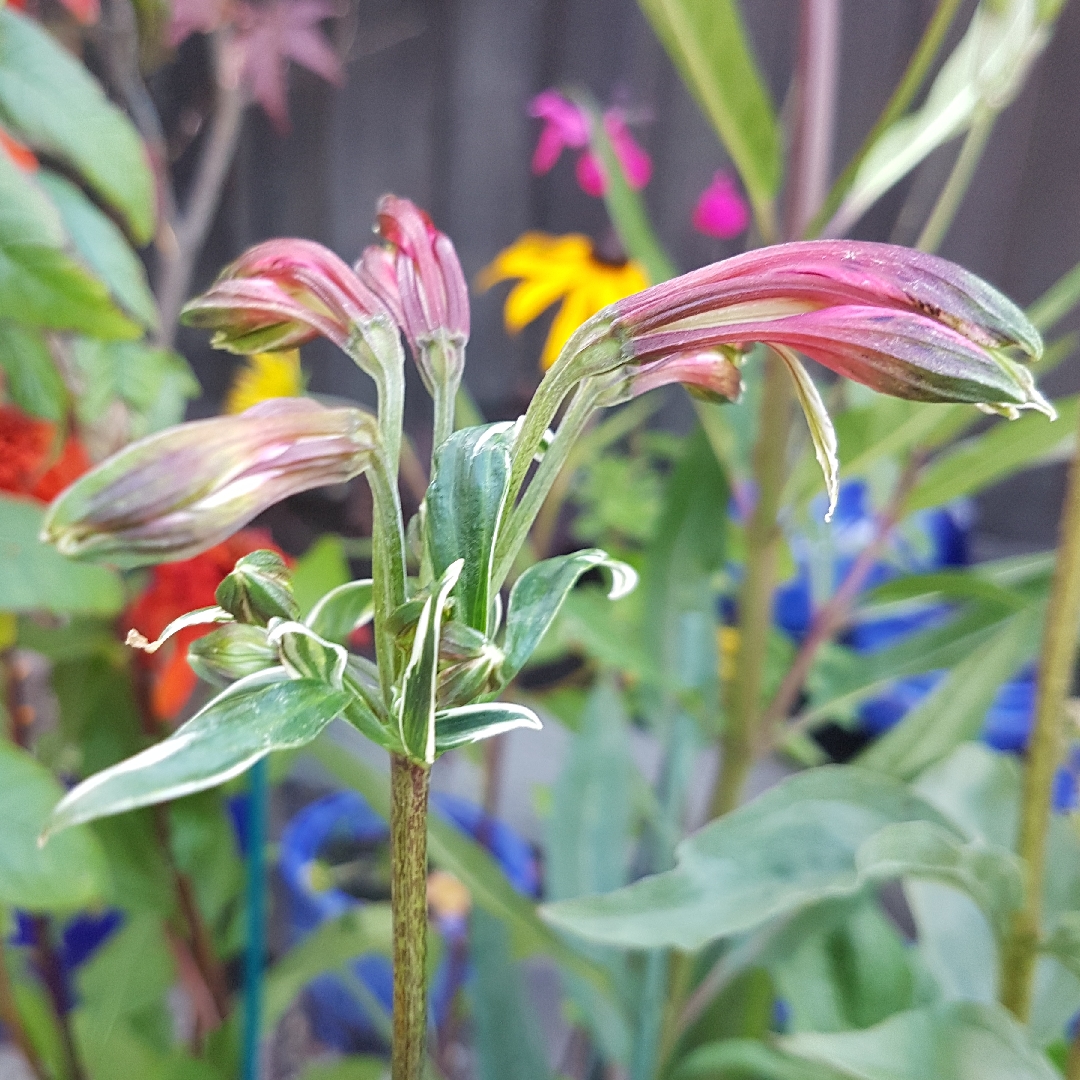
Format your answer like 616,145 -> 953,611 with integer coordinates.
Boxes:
389,754 -> 431,1080
1000,406 -> 1080,1020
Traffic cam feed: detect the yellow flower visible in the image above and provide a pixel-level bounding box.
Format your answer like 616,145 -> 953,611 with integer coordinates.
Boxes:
718,625 -> 740,684
224,350 -> 304,414
479,232 -> 649,369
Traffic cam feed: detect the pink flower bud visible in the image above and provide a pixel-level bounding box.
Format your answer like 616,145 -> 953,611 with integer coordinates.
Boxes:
41,399 -> 380,568
183,239 -> 387,352
373,195 -> 470,394
528,90 -> 589,174
606,240 -> 1051,417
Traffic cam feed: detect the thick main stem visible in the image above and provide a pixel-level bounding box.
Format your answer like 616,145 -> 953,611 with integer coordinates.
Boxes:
390,755 -> 430,1080
1000,410 -> 1080,1020
710,353 -> 791,817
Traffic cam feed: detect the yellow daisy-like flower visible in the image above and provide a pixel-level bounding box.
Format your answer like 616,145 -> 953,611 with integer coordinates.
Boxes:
478,232 -> 649,370
224,350 -> 305,414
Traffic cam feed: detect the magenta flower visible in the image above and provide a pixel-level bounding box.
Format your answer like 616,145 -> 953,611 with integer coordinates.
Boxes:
41,399 -> 380,567
528,90 -> 651,198
183,238 -> 387,353
692,172 -> 750,240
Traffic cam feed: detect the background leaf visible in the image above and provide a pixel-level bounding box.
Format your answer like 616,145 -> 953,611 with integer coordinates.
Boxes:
0,495 -> 123,615
0,740 -> 107,911
781,1001 -> 1059,1080
0,322 -> 66,420
540,766 -> 953,951
0,8 -> 156,241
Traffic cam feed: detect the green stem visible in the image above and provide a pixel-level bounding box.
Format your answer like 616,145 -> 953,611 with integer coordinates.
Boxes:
493,382 -> 600,592
709,351 -> 791,818
811,0 -> 965,237
390,754 -> 431,1080
368,456 -> 409,705
241,757 -> 268,1080
1000,408 -> 1080,1020
916,105 -> 996,253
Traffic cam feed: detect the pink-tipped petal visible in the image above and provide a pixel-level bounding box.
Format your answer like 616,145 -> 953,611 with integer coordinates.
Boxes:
605,113 -> 652,190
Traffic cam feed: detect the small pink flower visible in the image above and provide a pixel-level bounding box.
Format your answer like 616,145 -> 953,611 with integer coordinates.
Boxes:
575,114 -> 652,197
692,172 -> 750,239
528,90 -> 651,198
528,90 -> 589,174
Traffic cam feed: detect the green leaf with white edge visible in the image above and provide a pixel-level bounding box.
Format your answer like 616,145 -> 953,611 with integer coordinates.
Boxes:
0,740 -> 107,911
426,423 -> 517,635
37,170 -> 158,331
500,549 -> 637,684
469,907 -> 554,1080
70,338 -> 200,437
780,1001 -> 1060,1080
0,151 -> 139,338
831,0 -> 1048,235
263,906 -> 392,1031
540,765 -> 954,952
309,735 -> 625,1004
636,0 -> 781,235
433,702 -> 541,754
856,820 -> 1023,940
675,1040 -> 842,1080
305,580 -> 374,644
0,8 -> 156,242
856,601 -> 1043,780
45,670 -> 350,836
0,495 -> 122,615
267,621 -> 349,687
0,321 -> 66,421
905,396 -> 1076,514
776,347 -> 839,521
396,560 -> 462,764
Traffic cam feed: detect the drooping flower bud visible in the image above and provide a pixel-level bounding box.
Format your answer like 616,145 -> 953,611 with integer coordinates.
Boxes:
366,194 -> 470,397
41,399 -> 380,567
600,348 -> 743,407
187,624 -> 279,686
182,239 -> 388,354
215,549 -> 299,625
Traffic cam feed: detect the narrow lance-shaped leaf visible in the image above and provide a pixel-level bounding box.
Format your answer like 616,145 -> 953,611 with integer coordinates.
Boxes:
44,670 -> 350,837
396,560 -> 463,764
433,702 -> 542,754
305,579 -> 374,644
500,549 -> 638,685
425,423 -> 517,635
774,345 -> 839,521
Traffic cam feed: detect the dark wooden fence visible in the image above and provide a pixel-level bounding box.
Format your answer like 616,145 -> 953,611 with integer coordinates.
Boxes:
171,0 -> 1080,549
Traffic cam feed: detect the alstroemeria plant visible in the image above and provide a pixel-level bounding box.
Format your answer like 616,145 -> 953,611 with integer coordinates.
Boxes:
39,199 -> 1050,1080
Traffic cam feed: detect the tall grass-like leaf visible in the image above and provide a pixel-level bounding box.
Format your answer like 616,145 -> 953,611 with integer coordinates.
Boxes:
637,0 -> 781,237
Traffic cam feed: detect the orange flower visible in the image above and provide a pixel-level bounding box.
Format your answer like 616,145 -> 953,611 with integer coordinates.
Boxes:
0,129 -> 38,172
124,529 -> 290,721
0,405 -> 89,502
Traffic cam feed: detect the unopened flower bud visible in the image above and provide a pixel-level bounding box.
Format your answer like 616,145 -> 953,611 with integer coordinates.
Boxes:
215,549 -> 299,625
182,239 -> 388,354
366,195 -> 470,397
187,624 -> 278,686
42,399 -> 380,568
